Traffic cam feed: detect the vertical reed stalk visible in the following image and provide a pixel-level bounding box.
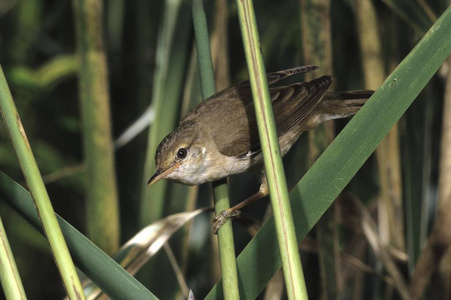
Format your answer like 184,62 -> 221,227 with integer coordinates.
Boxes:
355,0 -> 405,252
0,67 -> 85,299
140,0 -> 191,226
72,0 -> 120,254
300,0 -> 340,298
192,0 -> 240,299
0,215 -> 27,299
10,0 -> 42,64
411,56 -> 451,299
0,172 -> 155,299
438,54 -> 451,300
210,0 -> 230,90
206,7 -> 451,298
139,1 -> 191,295
236,0 -> 307,298
209,0 -> 231,284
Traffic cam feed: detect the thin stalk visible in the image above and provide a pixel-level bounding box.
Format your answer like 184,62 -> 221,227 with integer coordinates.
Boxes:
0,215 -> 27,300
10,0 -> 42,64
72,0 -> 120,254
139,1 -> 191,296
206,6 -> 451,298
0,171 -> 156,299
8,54 -> 78,91
106,0 -> 124,54
210,0 -> 230,90
180,47 -> 202,116
355,0 -> 405,251
192,0 -> 240,299
208,0 -> 231,284
176,49 -> 202,300
140,0 -> 191,226
438,55 -> 451,298
410,56 -> 451,299
0,67 -> 85,299
235,0 -> 307,299
192,0 -> 215,91
381,0 -> 435,34
164,244 -> 189,298
300,0 -> 340,298
356,4 -> 406,295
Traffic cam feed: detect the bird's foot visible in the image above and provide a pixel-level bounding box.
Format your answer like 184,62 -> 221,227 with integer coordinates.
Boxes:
212,209 -> 241,234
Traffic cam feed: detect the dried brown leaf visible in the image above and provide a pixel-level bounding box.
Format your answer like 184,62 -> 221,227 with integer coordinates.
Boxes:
80,207 -> 211,299
353,198 -> 411,300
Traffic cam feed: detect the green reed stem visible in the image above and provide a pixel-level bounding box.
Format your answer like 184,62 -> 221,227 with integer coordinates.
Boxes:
235,0 -> 307,299
0,215 -> 27,300
206,6 -> 451,299
192,0 -> 240,299
0,171 -> 156,299
72,0 -> 120,254
0,67 -> 85,299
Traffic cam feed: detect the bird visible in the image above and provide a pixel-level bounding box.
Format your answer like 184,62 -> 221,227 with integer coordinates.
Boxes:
147,65 -> 372,233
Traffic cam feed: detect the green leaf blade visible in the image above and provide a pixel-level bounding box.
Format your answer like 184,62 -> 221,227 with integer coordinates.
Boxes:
207,6 -> 451,299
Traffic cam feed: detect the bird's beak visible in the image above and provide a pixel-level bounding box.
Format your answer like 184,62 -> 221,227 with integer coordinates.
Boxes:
147,163 -> 181,186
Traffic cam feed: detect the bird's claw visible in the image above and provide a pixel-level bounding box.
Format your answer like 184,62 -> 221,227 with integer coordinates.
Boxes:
212,209 -> 241,234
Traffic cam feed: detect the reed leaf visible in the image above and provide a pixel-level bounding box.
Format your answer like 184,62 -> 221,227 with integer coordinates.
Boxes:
206,6 -> 451,299
81,208 -> 208,299
0,67 -> 85,299
0,171 -> 156,299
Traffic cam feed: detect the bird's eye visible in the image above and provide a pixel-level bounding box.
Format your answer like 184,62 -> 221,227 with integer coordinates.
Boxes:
177,148 -> 188,159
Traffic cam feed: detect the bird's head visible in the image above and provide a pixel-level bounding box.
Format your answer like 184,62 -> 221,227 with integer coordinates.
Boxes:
147,123 -> 210,186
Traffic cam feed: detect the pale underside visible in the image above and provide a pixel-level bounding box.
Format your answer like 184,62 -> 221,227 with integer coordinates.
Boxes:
155,67 -> 369,185
164,76 -> 333,185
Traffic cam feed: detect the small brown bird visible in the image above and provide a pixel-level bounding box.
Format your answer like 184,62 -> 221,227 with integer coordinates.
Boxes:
148,65 -> 372,233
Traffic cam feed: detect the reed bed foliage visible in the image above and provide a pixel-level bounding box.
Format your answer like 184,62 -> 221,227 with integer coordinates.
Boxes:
0,1 -> 450,299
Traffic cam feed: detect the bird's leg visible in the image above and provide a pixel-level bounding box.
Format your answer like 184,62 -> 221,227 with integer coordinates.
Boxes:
212,180 -> 269,234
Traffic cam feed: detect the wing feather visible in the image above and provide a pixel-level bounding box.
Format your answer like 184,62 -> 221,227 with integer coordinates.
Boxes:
186,71 -> 332,158
237,65 -> 319,86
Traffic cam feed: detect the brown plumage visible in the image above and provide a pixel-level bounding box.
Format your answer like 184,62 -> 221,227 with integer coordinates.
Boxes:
147,65 -> 372,232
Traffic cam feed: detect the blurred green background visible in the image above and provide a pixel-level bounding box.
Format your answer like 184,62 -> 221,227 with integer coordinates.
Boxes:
0,0 -> 449,299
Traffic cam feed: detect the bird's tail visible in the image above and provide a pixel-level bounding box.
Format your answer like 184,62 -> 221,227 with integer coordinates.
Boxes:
320,90 -> 373,119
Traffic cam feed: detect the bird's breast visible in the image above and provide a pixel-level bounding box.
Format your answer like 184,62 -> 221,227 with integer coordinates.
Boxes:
165,152 -> 260,185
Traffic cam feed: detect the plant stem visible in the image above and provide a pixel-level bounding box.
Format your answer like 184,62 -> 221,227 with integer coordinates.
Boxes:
0,171 -> 156,299
0,67 -> 86,299
300,0 -> 340,298
206,6 -> 451,299
140,0 -> 191,226
0,215 -> 27,300
192,0 -> 240,299
355,0 -> 405,254
235,0 -> 307,298
72,0 -> 120,254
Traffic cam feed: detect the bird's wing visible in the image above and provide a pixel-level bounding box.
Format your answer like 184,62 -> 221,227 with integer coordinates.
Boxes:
237,65 -> 319,86
202,86 -> 261,158
213,76 -> 332,157
273,75 -> 332,136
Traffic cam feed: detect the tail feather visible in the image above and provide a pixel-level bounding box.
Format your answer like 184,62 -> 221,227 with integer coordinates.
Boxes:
319,90 -> 373,120
324,90 -> 373,101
